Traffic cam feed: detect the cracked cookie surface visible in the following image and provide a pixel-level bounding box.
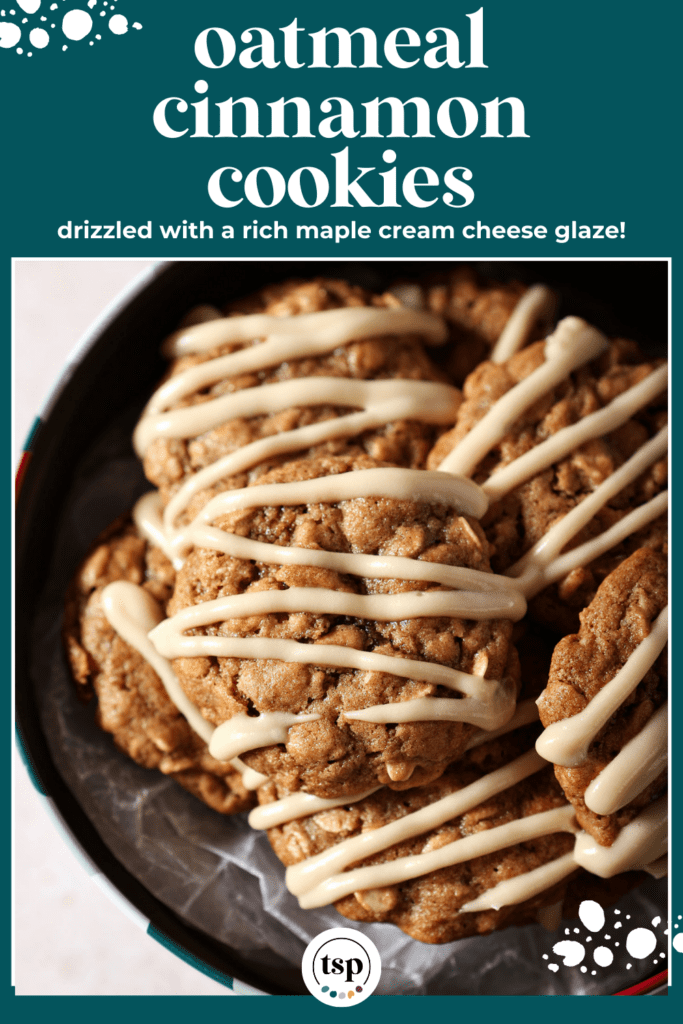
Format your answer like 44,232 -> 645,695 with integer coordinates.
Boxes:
261,725 -> 574,944
64,516 -> 254,815
428,338 -> 667,634
169,451 -> 520,797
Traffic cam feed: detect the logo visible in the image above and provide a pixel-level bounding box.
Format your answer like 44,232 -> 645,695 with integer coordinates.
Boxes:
302,927 -> 382,1005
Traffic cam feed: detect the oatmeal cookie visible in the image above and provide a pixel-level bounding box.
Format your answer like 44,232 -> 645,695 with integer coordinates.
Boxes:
63,516 -> 254,815
392,266 -> 553,384
428,334 -> 667,634
537,548 -> 667,847
140,277 -> 450,521
166,449 -> 521,798
259,724 -> 578,944
138,278 -> 521,798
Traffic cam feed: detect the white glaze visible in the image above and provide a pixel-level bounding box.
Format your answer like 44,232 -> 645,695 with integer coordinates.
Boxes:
509,427 -> 668,597
490,284 -> 557,364
437,318 -> 610,477
482,363 -> 668,502
573,797 -> 667,878
584,703 -> 668,816
513,491 -> 668,599
535,608 -> 668,767
460,851 -> 577,913
209,711 -> 320,762
161,378 -> 461,532
248,787 -> 380,831
99,580 -> 269,790
117,294 -> 667,913
291,803 -> 576,910
643,855 -> 668,879
342,686 -> 517,732
100,580 -> 213,745
150,621 -> 513,731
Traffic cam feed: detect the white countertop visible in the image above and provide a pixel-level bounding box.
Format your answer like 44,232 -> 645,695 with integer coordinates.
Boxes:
13,261 -> 232,996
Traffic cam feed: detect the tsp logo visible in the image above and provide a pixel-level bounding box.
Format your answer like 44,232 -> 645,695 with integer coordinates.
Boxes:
302,927 -> 382,1005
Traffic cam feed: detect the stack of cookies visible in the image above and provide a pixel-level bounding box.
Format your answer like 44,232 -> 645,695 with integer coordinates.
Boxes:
64,269 -> 667,947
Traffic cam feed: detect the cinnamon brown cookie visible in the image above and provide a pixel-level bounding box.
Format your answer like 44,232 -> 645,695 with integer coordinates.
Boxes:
428,329 -> 667,634
257,723 -> 577,944
137,278 -> 523,799
139,277 -> 451,522
536,548 -> 667,847
163,451 -> 521,798
59,270 -> 668,954
393,266 -> 553,385
64,516 -> 254,815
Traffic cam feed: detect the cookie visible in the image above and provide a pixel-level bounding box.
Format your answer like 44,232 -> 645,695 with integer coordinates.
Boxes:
63,516 -> 254,815
255,722 -> 580,944
60,270 -> 667,953
427,318 -> 667,634
536,548 -> 667,849
392,266 -> 555,384
137,277 -> 452,524
160,452 -> 522,797
135,280 -> 525,798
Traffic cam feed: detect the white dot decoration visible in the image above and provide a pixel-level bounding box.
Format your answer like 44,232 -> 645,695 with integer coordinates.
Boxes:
593,946 -> 614,968
0,20 -> 21,47
552,941 -> 585,967
539,906 -> 671,982
62,8 -> 92,40
108,11 -> 126,32
626,928 -> 657,960
29,25 -> 48,46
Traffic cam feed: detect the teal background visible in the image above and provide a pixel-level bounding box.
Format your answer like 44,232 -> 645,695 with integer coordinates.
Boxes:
4,0 -> 679,1017
1,0 -> 679,256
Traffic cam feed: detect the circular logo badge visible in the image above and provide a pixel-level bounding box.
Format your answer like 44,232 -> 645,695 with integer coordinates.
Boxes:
302,927 -> 382,1005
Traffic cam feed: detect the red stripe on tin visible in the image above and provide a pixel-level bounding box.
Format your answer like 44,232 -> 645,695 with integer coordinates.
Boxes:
15,451 -> 32,500
614,968 -> 668,995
